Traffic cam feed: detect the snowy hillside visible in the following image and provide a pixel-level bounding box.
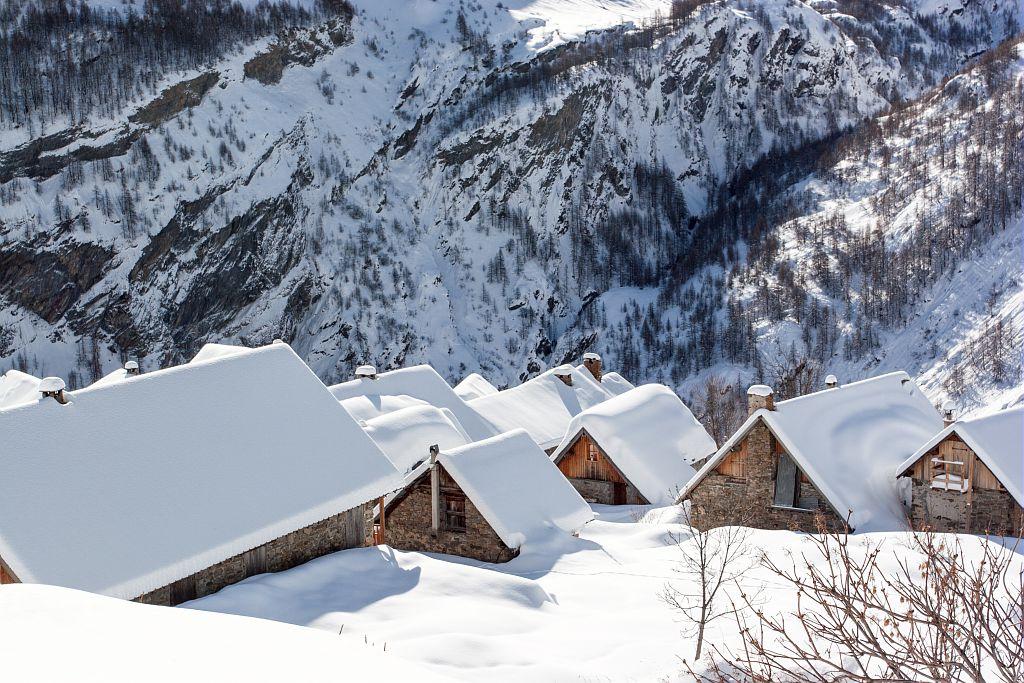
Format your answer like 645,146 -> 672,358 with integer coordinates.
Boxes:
0,0 -> 1019,418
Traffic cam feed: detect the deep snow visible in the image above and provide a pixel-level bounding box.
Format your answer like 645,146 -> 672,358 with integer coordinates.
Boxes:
187,503 -> 1024,681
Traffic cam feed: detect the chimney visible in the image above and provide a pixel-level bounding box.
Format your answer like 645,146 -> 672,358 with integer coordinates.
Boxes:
429,445 -> 440,534
553,365 -> 573,387
582,352 -> 602,382
355,364 -> 377,380
39,377 -> 69,405
747,384 -> 774,415
824,374 -> 838,389
942,400 -> 956,428
124,360 -> 140,376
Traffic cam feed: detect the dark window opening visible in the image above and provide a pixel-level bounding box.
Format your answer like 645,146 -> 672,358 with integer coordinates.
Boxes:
444,494 -> 467,532
169,575 -> 197,604
773,451 -> 811,509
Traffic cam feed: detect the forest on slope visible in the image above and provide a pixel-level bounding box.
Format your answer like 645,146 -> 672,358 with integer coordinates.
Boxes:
0,0 -> 1020,432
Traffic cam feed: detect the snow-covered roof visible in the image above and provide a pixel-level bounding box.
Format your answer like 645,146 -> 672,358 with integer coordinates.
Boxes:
553,384 -> 717,505
190,342 -> 253,363
363,405 -> 472,477
454,372 -> 499,400
597,371 -> 634,397
898,406 -> 1024,507
0,343 -> 402,599
469,366 -> 614,449
438,430 -> 594,549
85,366 -> 131,389
329,365 -> 496,440
0,369 -> 41,409
679,372 -> 944,531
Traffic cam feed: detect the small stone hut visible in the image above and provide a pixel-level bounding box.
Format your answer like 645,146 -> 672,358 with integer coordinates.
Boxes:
677,372 -> 943,533
384,429 -> 594,562
0,343 -> 402,605
550,384 -> 716,506
361,404 -> 473,545
897,406 -> 1023,534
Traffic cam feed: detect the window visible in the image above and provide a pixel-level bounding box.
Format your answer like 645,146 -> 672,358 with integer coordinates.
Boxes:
444,494 -> 467,532
587,442 -> 599,462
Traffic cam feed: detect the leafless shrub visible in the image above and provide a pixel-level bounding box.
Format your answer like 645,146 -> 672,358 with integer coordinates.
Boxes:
662,505 -> 760,662
689,516 -> 1024,682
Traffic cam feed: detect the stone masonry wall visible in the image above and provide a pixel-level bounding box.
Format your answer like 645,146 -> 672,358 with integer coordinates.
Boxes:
569,477 -> 644,506
909,481 -> 1023,535
385,475 -> 517,564
688,421 -> 847,533
136,503 -> 370,606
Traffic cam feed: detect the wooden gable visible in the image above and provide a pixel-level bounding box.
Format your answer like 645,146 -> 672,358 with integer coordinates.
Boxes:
554,430 -> 650,505
906,432 -> 1006,493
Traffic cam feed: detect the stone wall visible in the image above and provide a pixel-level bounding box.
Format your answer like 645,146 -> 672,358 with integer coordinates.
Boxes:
569,477 -> 644,506
385,472 -> 517,564
909,481 -> 1023,535
136,503 -> 370,606
688,420 -> 847,533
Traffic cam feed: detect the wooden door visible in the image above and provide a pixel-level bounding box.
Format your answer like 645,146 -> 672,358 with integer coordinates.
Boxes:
613,482 -> 627,505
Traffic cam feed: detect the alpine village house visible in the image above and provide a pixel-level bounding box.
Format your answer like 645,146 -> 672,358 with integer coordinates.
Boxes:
677,372 -> 945,533
898,405 -> 1023,534
550,383 -> 717,506
381,430 -> 593,562
0,343 -> 403,604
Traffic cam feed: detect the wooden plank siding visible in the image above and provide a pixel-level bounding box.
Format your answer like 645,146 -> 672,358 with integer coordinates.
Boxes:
907,433 -> 1006,492
718,433 -> 809,484
557,432 -> 627,484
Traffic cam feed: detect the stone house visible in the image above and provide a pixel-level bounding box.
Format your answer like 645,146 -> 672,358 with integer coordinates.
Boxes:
550,384 -> 716,506
383,429 -> 594,562
361,404 -> 474,545
677,372 -> 943,533
897,406 -> 1023,534
0,342 -> 402,605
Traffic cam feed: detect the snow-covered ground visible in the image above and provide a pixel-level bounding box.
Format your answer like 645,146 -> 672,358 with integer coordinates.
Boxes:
185,504 -> 1024,680
0,583 -> 446,682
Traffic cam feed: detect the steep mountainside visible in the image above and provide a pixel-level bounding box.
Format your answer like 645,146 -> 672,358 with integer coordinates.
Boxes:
0,0 -> 1019,419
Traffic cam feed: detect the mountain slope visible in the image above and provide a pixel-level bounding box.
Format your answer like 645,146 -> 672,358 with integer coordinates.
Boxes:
0,0 -> 1019,417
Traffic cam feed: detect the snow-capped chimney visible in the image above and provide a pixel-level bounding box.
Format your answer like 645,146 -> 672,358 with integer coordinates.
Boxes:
124,360 -> 140,376
553,365 -> 574,387
747,384 -> 774,415
824,374 -> 838,389
942,400 -> 956,427
582,352 -> 602,382
355,365 -> 378,380
429,444 -> 440,533
272,338 -> 285,345
39,377 -> 68,405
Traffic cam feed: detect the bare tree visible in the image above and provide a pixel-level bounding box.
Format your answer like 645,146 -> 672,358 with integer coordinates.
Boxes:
662,505 -> 760,663
692,517 -> 1024,682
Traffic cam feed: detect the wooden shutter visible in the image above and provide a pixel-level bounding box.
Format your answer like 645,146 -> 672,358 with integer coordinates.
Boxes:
773,451 -> 798,507
243,545 -> 268,577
